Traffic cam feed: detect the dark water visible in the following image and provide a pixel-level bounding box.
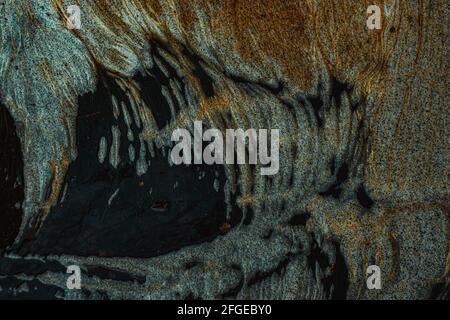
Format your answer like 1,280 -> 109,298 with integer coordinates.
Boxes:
0,101 -> 23,251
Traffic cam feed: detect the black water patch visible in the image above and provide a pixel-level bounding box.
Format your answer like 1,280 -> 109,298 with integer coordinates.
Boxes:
20,71 -> 232,258
329,156 -> 336,175
242,207 -> 254,225
356,185 -> 374,209
85,265 -> 145,284
335,162 -> 349,184
329,242 -> 349,300
308,95 -> 324,128
0,102 -> 23,251
135,71 -> 173,130
182,45 -> 215,98
137,41 -> 186,129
